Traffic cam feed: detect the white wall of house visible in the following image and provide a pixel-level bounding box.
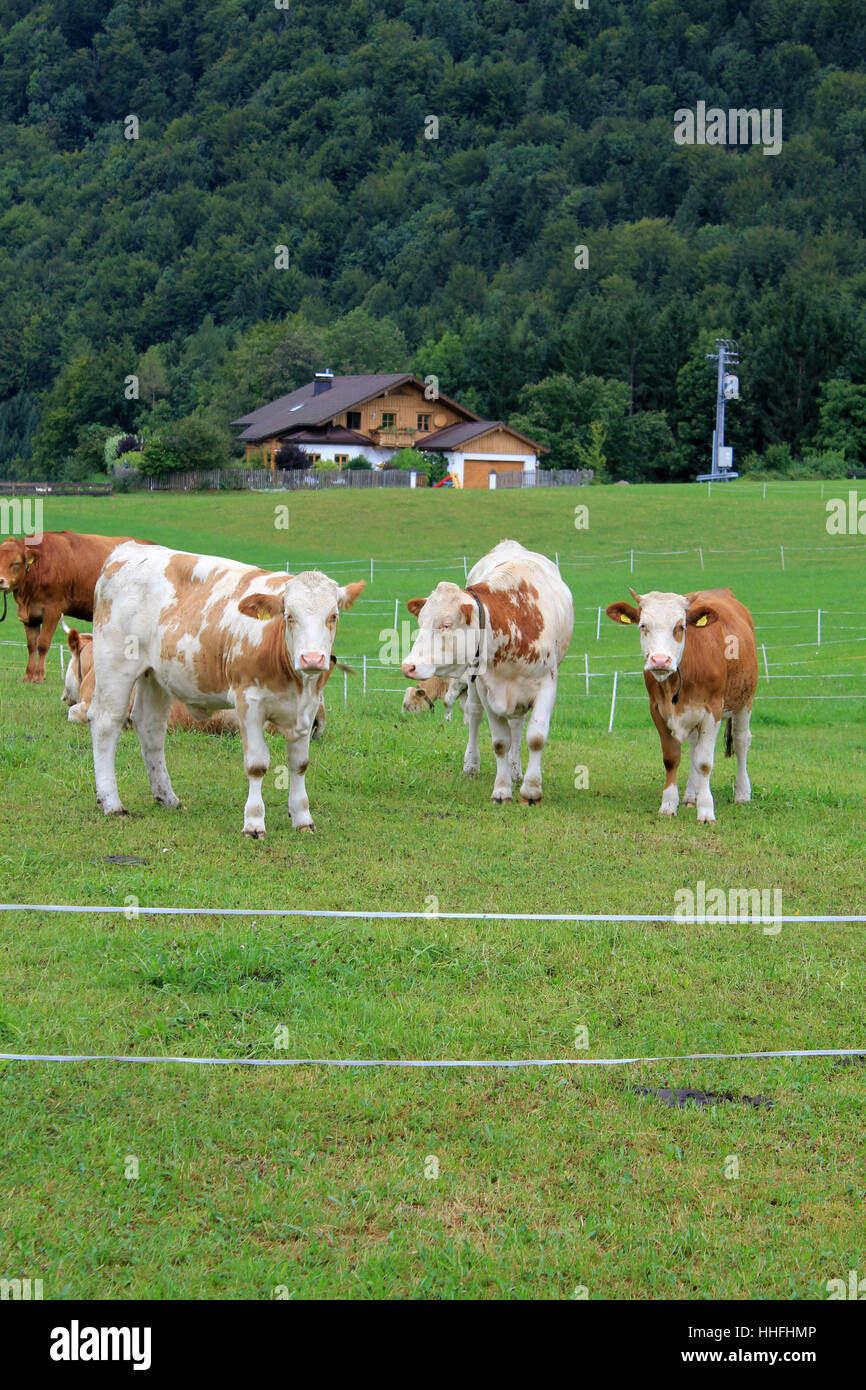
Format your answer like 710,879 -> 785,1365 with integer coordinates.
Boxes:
295,444 -> 393,467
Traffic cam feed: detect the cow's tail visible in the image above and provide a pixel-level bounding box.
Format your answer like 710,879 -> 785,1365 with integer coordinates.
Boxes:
724,717 -> 733,758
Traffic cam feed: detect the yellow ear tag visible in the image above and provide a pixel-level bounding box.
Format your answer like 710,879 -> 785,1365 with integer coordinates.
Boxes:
620,614 -> 632,624
695,615 -> 708,627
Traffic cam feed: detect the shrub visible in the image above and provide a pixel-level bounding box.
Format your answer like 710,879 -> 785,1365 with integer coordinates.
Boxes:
346,455 -> 371,470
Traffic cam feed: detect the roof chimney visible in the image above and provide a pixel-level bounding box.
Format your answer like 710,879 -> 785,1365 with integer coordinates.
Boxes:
313,370 -> 334,396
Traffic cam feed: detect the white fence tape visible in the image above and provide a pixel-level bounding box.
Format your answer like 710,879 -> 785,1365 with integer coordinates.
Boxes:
1,904 -> 864,923
0,1047 -> 863,1069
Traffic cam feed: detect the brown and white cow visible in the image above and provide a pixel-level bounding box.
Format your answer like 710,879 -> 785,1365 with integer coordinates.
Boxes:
605,587 -> 757,823
0,531 -> 151,682
401,539 -> 573,804
88,543 -> 363,836
64,624 -> 332,737
401,674 -> 468,720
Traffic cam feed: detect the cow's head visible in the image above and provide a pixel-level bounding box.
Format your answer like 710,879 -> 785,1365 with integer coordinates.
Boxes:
401,583 -> 481,681
402,683 -> 436,714
238,572 -> 364,674
0,538 -> 38,593
606,588 -> 718,681
62,629 -> 92,706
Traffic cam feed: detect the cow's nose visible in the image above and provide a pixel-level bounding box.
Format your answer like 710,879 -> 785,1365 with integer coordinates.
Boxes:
402,660 -> 416,677
649,653 -> 672,669
299,651 -> 327,670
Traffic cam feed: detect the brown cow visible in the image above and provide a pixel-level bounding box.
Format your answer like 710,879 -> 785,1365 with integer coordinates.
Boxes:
64,627 -> 332,738
0,531 -> 151,683
605,587 -> 757,824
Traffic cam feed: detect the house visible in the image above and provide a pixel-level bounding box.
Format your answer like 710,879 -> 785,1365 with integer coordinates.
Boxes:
232,372 -> 547,488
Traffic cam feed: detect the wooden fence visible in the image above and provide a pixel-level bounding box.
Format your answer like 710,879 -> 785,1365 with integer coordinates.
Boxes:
495,468 -> 594,487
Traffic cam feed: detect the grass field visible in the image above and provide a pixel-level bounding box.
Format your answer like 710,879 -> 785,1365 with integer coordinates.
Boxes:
0,482 -> 864,1299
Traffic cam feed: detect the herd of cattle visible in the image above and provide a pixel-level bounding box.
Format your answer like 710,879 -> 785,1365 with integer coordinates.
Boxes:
0,530 -> 758,834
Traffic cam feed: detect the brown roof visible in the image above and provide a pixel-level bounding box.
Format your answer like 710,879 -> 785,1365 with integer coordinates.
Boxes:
420,419 -> 547,453
278,426 -> 372,446
233,373 -> 480,444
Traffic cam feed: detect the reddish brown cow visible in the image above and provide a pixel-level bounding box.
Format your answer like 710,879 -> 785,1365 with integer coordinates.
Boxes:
605,587 -> 757,824
0,531 -> 150,683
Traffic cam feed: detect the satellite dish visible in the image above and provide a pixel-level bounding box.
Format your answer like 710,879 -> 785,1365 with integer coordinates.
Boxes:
433,412 -> 447,428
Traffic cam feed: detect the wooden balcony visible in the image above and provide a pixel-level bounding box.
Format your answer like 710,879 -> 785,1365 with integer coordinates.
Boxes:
374,427 -> 417,448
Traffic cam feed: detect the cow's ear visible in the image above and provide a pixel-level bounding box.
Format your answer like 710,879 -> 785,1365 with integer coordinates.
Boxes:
606,602 -> 640,626
66,628 -> 81,654
238,593 -> 283,621
24,548 -> 38,569
687,605 -> 718,629
338,580 -> 365,610
407,597 -> 427,616
459,602 -> 475,624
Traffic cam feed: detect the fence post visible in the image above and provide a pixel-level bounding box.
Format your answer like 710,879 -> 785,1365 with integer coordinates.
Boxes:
697,547 -> 704,570
596,606 -> 602,641
370,557 -> 374,584
761,644 -> 769,680
780,545 -> 785,571
363,654 -> 367,696
463,557 -> 468,580
817,608 -> 822,646
584,652 -> 589,696
630,549 -> 634,573
608,672 -> 618,733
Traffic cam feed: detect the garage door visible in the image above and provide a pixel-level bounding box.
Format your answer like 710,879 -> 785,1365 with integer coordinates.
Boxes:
463,459 -> 510,489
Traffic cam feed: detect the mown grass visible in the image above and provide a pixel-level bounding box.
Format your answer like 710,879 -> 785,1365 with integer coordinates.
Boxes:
0,482 -> 864,1299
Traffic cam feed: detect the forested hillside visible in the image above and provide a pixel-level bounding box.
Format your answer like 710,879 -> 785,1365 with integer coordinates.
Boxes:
1,0 -> 865,480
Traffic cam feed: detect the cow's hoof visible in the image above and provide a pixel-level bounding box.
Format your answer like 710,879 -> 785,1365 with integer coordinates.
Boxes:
463,763 -> 480,776
491,792 -> 512,804
298,823 -> 316,833
519,794 -> 542,806
734,795 -> 751,805
99,804 -> 128,817
243,828 -> 266,839
697,814 -> 716,825
658,807 -> 677,818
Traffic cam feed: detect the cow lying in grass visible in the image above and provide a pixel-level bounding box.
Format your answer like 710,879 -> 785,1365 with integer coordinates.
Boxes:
402,539 -> 574,805
0,531 -> 151,682
63,625 -> 331,737
401,674 -> 468,720
89,544 -> 363,835
605,587 -> 757,824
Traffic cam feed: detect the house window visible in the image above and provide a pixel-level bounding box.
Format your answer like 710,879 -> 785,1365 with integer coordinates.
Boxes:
346,411 -> 361,429
335,454 -> 349,467
417,414 -> 430,431
310,453 -> 321,464
381,413 -> 396,429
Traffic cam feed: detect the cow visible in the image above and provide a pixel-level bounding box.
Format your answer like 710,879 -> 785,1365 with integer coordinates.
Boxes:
88,543 -> 363,836
605,587 -> 757,824
0,531 -> 151,683
65,624 -> 333,738
401,674 -> 468,721
401,539 -> 573,804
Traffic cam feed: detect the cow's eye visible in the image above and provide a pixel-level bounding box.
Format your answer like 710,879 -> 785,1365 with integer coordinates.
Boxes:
674,623 -> 684,640
327,612 -> 337,624
639,623 -> 647,633
285,613 -> 295,625
440,623 -> 452,631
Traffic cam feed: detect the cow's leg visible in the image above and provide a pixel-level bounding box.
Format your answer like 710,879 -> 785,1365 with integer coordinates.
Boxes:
518,679 -> 558,805
286,730 -> 315,831
90,674 -> 137,816
462,679 -> 482,774
311,697 -> 325,741
732,705 -> 753,804
131,672 -> 180,808
508,715 -> 525,783
236,694 -> 270,838
486,706 -> 515,802
22,620 -> 41,682
650,702 -> 682,817
682,730 -> 700,806
693,714 -> 721,824
32,604 -> 62,684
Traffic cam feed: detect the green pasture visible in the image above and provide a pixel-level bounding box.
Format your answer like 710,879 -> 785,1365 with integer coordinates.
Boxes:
0,482 -> 864,1299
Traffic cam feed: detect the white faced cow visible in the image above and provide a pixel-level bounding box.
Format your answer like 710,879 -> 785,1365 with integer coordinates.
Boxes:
401,539 -> 573,805
606,587 -> 757,823
88,543 -> 363,836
